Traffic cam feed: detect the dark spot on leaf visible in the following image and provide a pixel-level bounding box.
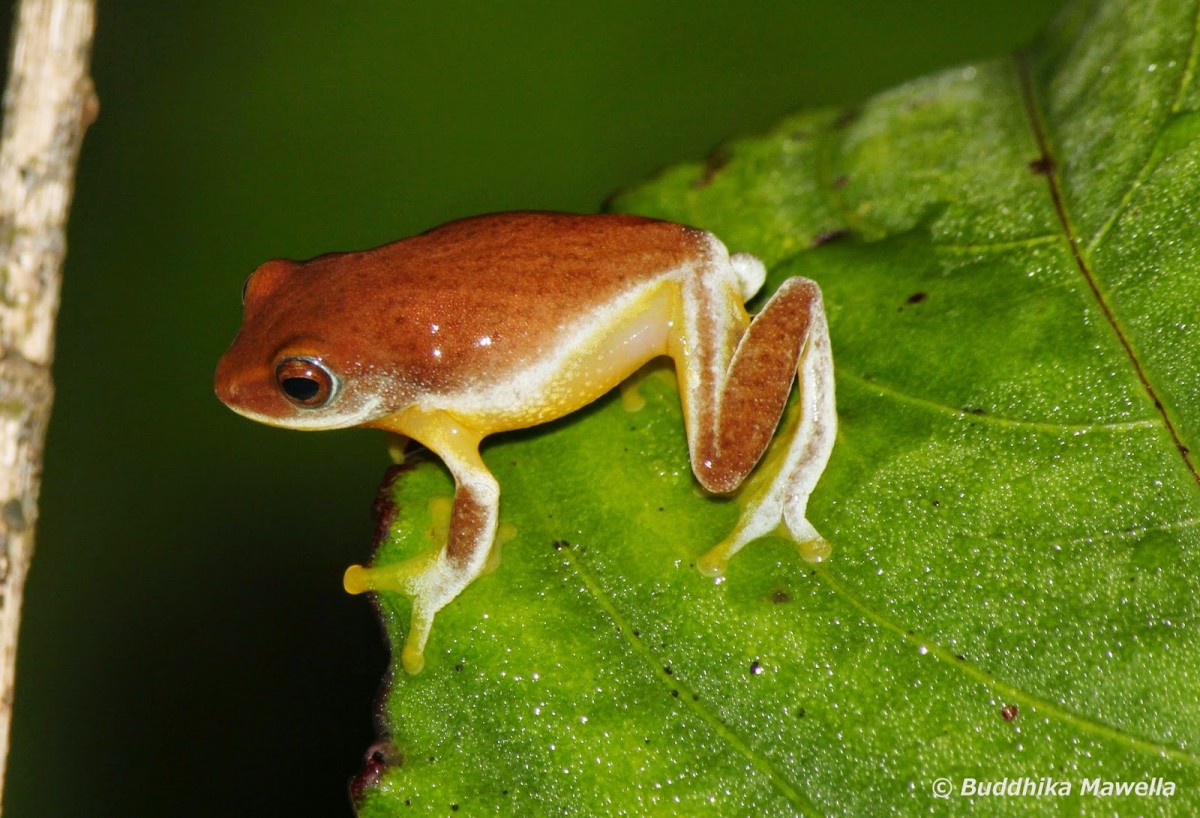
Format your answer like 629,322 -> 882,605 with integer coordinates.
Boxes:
692,693 -> 700,701
664,666 -> 673,675
633,630 -> 640,637
932,499 -> 941,508
1001,704 -> 1019,721
906,292 -> 927,305
692,147 -> 732,188
834,108 -> 860,128
796,708 -> 806,718
956,654 -> 965,661
832,174 -> 849,189
455,663 -> 463,672
750,660 -> 763,675
451,805 -> 459,812
1028,155 -> 1055,175
961,406 -> 987,416
349,740 -> 404,803
671,689 -> 680,697
552,539 -> 568,550
811,228 -> 851,247
371,464 -> 413,548
770,590 -> 792,604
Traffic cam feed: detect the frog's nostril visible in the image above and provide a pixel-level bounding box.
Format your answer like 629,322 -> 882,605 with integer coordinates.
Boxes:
213,358 -> 241,404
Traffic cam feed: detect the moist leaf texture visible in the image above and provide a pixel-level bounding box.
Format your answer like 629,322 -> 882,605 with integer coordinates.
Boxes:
355,1 -> 1200,814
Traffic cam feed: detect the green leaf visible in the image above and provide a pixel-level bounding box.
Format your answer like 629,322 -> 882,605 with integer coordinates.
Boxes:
353,0 -> 1200,814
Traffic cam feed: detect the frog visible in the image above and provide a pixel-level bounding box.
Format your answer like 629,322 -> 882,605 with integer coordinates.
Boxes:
214,211 -> 836,673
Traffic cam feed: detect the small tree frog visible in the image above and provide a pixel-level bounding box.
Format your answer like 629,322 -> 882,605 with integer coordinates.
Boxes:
215,212 -> 836,673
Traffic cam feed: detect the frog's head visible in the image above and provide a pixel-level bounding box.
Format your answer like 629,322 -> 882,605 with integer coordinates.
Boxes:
214,258 -> 398,431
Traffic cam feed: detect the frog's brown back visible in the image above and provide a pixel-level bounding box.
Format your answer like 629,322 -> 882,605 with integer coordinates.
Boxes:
297,212 -> 706,390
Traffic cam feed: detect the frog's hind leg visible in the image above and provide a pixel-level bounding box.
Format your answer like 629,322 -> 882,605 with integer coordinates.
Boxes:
670,242 -> 835,576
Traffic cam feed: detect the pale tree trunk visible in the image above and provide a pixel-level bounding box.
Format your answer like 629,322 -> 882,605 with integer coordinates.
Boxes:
0,0 -> 96,810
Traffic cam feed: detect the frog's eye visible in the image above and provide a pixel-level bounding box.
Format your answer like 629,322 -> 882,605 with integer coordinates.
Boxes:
275,357 -> 338,408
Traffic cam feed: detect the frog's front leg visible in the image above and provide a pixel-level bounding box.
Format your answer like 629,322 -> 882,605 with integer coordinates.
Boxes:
673,246 -> 836,576
343,410 -> 498,674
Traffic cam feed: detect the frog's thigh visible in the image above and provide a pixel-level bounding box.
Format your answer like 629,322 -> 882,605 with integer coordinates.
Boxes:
673,251 -> 813,494
669,253 -> 753,486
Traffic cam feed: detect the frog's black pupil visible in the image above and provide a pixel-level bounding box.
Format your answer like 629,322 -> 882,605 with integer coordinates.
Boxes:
282,377 -> 320,401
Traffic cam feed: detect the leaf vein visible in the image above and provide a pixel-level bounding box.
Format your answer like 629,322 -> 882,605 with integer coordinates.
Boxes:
553,542 -> 821,816
1085,3 -> 1200,253
1014,52 -> 1200,486
813,564 -> 1200,766
841,370 -> 1159,433
936,234 -> 1059,255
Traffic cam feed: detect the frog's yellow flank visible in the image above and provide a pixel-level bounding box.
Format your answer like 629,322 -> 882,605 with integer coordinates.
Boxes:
215,212 -> 836,673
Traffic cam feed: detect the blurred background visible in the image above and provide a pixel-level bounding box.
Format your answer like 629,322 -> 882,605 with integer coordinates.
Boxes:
1,1 -> 1059,815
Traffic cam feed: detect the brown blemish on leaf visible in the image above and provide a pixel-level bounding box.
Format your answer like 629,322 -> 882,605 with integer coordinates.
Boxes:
770,589 -> 793,604
1001,704 -> 1019,722
349,739 -> 405,804
834,108 -> 860,129
692,146 -> 732,189
811,228 -> 851,248
371,464 -> 413,549
1027,155 -> 1055,175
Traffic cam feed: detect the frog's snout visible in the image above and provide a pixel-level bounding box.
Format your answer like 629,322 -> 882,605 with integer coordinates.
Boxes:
213,350 -> 247,408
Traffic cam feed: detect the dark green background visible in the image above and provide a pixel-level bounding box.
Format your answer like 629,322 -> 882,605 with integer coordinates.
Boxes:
2,2 -> 1059,815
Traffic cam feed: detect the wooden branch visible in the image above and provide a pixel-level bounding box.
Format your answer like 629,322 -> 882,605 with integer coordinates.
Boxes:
0,0 -> 96,809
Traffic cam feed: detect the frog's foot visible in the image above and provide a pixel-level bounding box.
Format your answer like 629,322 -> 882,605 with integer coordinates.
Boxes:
697,507 -> 830,577
344,546 -> 470,674
697,399 -> 835,576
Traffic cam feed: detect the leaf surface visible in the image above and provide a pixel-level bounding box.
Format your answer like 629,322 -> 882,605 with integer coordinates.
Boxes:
355,1 -> 1200,813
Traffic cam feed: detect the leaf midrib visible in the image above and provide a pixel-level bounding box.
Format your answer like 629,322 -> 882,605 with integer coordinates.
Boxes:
1014,50 -> 1200,487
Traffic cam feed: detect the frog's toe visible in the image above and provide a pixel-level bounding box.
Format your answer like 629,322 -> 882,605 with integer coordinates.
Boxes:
696,545 -> 730,578
400,607 -> 434,674
343,547 -> 474,675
